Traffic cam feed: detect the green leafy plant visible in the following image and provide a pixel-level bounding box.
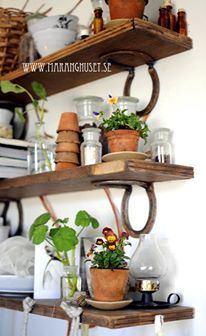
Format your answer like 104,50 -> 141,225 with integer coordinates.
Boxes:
29,210 -> 99,266
0,80 -> 47,123
93,95 -> 149,143
29,210 -> 99,298
87,227 -> 130,269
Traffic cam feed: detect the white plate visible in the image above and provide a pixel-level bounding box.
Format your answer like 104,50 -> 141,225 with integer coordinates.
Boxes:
102,151 -> 147,162
0,275 -> 34,292
0,291 -> 33,298
86,298 -> 133,310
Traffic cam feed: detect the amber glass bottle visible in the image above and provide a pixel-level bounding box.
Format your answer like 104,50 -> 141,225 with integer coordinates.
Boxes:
176,9 -> 188,36
158,6 -> 169,28
166,4 -> 176,31
93,7 -> 104,34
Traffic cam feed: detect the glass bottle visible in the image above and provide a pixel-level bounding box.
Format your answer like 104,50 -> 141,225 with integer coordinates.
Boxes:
176,9 -> 188,36
61,265 -> 81,302
163,0 -> 176,31
91,0 -> 110,25
150,128 -> 174,164
158,5 -> 169,28
27,122 -> 55,174
81,128 -> 102,165
93,8 -> 104,34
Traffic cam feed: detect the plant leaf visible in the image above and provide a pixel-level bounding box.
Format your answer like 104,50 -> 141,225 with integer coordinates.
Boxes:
32,81 -> 47,100
52,227 -> 78,252
0,81 -> 26,94
15,107 -> 25,123
29,213 -> 50,240
91,217 -> 99,229
75,210 -> 99,228
30,225 -> 48,244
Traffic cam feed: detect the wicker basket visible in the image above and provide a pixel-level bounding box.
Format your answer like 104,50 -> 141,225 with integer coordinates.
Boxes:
0,7 -> 27,76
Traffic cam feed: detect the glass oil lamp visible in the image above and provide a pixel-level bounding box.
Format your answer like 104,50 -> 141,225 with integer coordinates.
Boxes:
130,234 -> 167,307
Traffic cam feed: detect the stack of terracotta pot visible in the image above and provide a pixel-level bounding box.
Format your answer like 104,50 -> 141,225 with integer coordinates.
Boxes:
55,112 -> 80,171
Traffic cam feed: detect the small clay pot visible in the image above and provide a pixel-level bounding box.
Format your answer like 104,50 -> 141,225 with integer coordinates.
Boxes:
106,0 -> 147,20
55,152 -> 79,164
106,129 -> 140,152
90,268 -> 129,301
55,162 -> 78,171
57,112 -> 80,132
56,130 -> 80,144
56,142 -> 80,153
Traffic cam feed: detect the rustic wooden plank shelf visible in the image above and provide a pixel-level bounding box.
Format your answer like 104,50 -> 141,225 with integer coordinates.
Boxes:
0,297 -> 194,329
0,160 -> 193,200
0,18 -> 192,104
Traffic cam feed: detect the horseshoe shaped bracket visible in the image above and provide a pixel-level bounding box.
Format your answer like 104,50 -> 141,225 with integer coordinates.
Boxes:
93,180 -> 157,238
100,49 -> 160,119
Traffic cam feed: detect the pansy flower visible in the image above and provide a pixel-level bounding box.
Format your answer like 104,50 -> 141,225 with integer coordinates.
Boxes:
107,95 -> 118,105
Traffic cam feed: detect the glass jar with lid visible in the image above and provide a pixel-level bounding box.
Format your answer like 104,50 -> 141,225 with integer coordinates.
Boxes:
116,96 -> 139,115
74,96 -> 104,129
150,128 -> 174,164
80,127 -> 102,165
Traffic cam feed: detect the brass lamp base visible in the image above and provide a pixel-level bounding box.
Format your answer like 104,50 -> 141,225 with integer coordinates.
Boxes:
136,279 -> 160,292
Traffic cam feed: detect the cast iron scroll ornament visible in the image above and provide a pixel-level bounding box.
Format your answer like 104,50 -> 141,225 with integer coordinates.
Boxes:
93,181 -> 156,238
100,50 -> 160,120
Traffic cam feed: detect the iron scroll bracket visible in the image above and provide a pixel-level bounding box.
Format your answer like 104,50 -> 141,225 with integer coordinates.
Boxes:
93,180 -> 157,238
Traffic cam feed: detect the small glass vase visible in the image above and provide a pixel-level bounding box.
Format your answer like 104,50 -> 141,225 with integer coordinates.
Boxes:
27,122 -> 55,174
61,265 -> 81,302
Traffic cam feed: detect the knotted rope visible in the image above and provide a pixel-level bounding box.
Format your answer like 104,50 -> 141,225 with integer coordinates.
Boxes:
60,302 -> 83,336
155,315 -> 164,336
21,297 -> 35,336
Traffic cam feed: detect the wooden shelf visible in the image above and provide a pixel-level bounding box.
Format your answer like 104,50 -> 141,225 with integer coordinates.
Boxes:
0,160 -> 193,200
0,18 -> 192,104
0,298 -> 194,329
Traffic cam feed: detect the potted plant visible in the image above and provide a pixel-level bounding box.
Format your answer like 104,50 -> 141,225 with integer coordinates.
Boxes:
94,95 -> 149,153
0,80 -> 55,173
105,0 -> 149,20
29,210 -> 99,300
87,227 -> 131,301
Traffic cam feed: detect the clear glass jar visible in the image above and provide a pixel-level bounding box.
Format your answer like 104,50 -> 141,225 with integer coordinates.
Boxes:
61,265 -> 81,302
27,122 -> 55,174
150,128 -> 174,164
117,96 -> 139,115
74,96 -> 104,129
81,127 -> 102,165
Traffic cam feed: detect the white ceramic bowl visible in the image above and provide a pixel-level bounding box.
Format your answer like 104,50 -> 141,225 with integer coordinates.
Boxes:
0,108 -> 13,124
33,28 -> 76,57
28,14 -> 79,35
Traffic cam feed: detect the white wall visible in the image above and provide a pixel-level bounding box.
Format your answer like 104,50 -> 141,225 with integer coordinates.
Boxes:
0,0 -> 205,335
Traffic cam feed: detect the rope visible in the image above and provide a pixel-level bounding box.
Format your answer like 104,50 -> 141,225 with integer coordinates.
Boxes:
60,302 -> 83,336
154,315 -> 164,336
21,297 -> 35,336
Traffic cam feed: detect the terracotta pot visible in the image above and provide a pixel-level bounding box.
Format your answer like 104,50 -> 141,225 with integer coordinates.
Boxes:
56,142 -> 80,153
90,268 -> 129,301
106,129 -> 139,152
56,130 -> 80,144
107,0 -> 147,20
55,162 -> 78,171
57,112 -> 80,132
55,152 -> 79,164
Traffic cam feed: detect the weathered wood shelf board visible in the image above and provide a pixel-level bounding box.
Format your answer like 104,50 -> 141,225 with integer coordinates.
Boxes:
0,160 -> 194,200
0,298 -> 194,329
0,18 -> 192,104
